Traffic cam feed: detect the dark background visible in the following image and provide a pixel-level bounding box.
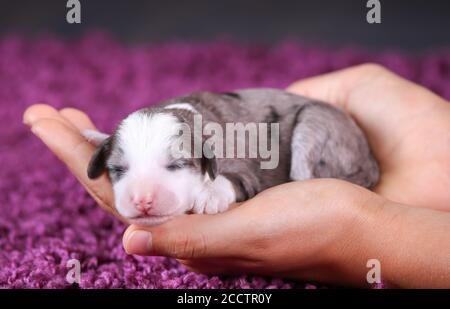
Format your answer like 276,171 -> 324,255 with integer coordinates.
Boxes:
0,0 -> 449,51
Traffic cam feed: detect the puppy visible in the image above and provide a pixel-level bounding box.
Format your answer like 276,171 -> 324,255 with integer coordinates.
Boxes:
84,88 -> 379,225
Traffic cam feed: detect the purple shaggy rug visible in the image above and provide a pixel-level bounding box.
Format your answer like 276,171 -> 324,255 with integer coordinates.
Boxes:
0,33 -> 449,288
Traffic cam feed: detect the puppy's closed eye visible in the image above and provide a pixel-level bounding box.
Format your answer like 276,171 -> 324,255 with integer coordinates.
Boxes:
107,165 -> 128,179
166,159 -> 193,171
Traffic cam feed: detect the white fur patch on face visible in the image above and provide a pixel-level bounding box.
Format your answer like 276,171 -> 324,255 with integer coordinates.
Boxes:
108,110 -> 236,224
118,112 -> 182,166
111,111 -> 207,223
164,102 -> 198,113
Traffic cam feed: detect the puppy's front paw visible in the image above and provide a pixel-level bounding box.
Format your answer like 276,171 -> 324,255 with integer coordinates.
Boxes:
193,190 -> 226,214
193,176 -> 236,214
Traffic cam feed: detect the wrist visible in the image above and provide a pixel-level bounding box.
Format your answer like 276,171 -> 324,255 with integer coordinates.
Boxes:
332,195 -> 450,288
323,187 -> 390,287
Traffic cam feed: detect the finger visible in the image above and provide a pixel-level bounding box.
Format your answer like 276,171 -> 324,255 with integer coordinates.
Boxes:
179,261 -> 228,275
23,104 -> 78,131
287,70 -> 349,108
286,63 -> 391,110
60,107 -> 98,132
122,209 -> 248,259
179,257 -> 263,276
30,118 -> 124,221
23,104 -> 58,126
286,63 -> 443,118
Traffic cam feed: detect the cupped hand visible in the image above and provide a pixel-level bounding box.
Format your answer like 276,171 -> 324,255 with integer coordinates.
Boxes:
23,106 -> 377,285
24,64 -> 450,287
123,179 -> 387,286
23,104 -> 124,222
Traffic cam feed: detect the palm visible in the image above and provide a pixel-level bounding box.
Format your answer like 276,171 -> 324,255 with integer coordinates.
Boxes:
374,116 -> 450,210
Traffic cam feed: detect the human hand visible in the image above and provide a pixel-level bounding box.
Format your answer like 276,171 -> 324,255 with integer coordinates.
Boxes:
123,179 -> 388,286
24,64 -> 450,287
23,104 -> 125,222
22,106 -> 375,285
120,64 -> 450,287
288,63 -> 450,211
122,179 -> 450,288
23,105 -> 376,285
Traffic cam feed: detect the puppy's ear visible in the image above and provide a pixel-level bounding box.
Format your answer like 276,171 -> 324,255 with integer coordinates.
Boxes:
201,143 -> 218,180
87,137 -> 113,179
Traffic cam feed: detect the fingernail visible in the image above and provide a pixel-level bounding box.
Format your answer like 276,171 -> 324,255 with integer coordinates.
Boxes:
124,230 -> 152,255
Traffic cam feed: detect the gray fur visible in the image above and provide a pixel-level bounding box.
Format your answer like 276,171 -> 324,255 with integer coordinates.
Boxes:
158,88 -> 379,200
89,88 -> 380,203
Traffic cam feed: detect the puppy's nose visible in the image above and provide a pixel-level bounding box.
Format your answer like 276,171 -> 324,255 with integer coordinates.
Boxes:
130,194 -> 153,213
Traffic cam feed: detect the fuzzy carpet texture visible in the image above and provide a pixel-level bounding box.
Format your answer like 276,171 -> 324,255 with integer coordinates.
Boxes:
0,34 -> 449,288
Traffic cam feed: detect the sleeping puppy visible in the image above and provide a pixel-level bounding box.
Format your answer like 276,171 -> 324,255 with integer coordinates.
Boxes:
84,88 -> 379,225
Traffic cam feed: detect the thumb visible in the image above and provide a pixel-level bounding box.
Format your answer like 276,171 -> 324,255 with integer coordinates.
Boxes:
122,211 -> 244,259
286,63 -> 387,109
